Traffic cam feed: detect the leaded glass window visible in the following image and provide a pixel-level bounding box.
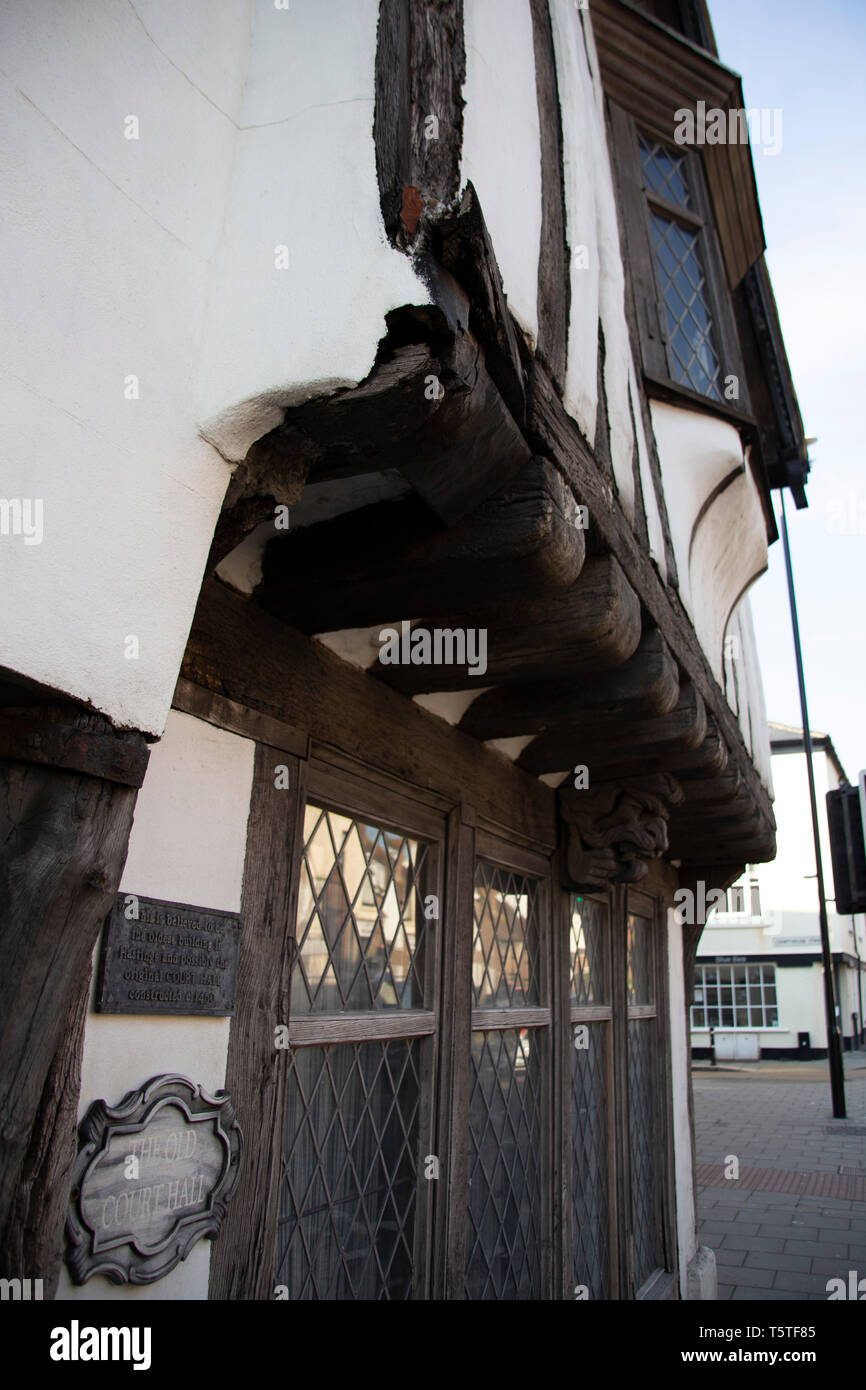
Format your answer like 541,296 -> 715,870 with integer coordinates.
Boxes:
568,894 -> 612,1298
626,900 -> 666,1293
276,797 -> 439,1301
628,1016 -> 664,1289
466,858 -> 548,1300
570,895 -> 609,1004
472,862 -> 540,1007
277,1039 -> 421,1299
465,1028 -> 545,1300
293,806 -> 430,1013
639,134 -> 723,400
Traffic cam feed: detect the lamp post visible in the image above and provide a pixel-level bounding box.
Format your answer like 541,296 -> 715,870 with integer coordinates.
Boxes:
778,488 -> 846,1117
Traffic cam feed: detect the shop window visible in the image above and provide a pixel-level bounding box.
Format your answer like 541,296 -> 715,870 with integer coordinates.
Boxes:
691,962 -> 778,1029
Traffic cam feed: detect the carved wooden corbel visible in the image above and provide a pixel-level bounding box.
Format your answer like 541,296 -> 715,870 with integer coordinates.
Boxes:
559,773 -> 684,890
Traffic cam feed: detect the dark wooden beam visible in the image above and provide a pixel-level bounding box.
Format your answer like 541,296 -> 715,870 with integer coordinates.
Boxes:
526,360 -> 773,832
256,456 -> 584,634
436,184 -> 527,425
0,706 -> 144,1291
529,0 -> 569,394
374,0 -> 465,243
375,554 -> 640,695
457,630 -> 678,741
208,744 -> 307,1300
181,581 -> 557,850
517,680 -> 706,778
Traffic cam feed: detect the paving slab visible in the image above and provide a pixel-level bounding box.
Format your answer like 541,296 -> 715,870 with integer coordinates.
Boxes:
694,1053 -> 866,1301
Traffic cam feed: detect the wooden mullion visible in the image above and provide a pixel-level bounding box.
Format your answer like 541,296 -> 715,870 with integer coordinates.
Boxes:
554,870 -> 571,1300
609,884 -> 632,1298
208,743 -> 307,1300
655,896 -> 679,1279
434,803 -> 475,1300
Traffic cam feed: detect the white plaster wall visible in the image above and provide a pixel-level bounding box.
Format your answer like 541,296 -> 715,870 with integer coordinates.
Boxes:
549,1 -> 641,521
0,0 -> 427,735
56,710 -> 255,1301
722,596 -> 773,793
549,0 -> 599,442
667,913 -> 698,1298
0,1 -> 249,735
461,0 -> 542,344
197,0 -> 428,461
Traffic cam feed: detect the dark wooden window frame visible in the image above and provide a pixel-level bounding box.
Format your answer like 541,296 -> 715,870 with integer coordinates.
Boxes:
608,100 -> 752,426
462,829 -> 554,1299
565,884 -> 678,1300
194,681 -> 678,1300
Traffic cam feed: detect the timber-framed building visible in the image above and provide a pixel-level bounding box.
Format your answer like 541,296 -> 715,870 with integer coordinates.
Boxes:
0,0 -> 810,1301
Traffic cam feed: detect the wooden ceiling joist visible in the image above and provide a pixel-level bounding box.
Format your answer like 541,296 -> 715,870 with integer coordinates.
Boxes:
374,554 -> 641,695
256,456 -> 585,634
457,630 -> 678,741
516,680 -> 706,778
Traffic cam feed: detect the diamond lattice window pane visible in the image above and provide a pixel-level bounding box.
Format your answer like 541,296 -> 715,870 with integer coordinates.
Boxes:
628,1018 -> 663,1289
472,863 -> 540,1008
570,895 -> 610,1004
572,1022 -> 610,1299
627,911 -> 655,1005
293,805 -> 430,1014
639,135 -> 692,209
649,214 -> 722,399
275,1039 -> 421,1300
465,1028 -> 545,1300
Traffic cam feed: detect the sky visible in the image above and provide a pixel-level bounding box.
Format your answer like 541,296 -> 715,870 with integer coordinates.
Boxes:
707,0 -> 866,781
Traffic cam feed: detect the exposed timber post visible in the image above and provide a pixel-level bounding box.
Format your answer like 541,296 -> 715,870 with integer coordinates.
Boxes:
0,702 -> 148,1293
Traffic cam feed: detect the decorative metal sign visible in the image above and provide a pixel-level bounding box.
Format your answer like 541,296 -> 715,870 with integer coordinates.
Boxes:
66,1074 -> 243,1285
95,893 -> 240,1015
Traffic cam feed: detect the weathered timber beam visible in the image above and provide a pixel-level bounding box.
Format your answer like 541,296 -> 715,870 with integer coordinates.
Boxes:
457,630 -> 678,741
517,680 -> 706,778
578,719 -> 729,785
0,705 -> 145,1291
528,0 -> 569,394
374,0 -> 465,242
181,581 -> 556,850
374,554 -> 640,695
680,768 -> 742,805
436,183 -> 527,424
525,360 -> 774,829
210,322 -> 533,575
256,456 -> 584,634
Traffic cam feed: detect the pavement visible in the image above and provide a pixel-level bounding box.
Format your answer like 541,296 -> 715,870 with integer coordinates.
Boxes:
694,1051 -> 866,1300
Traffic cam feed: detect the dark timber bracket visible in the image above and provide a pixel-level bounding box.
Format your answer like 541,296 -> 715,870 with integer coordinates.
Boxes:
256,455 -> 585,634
559,774 -> 684,889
